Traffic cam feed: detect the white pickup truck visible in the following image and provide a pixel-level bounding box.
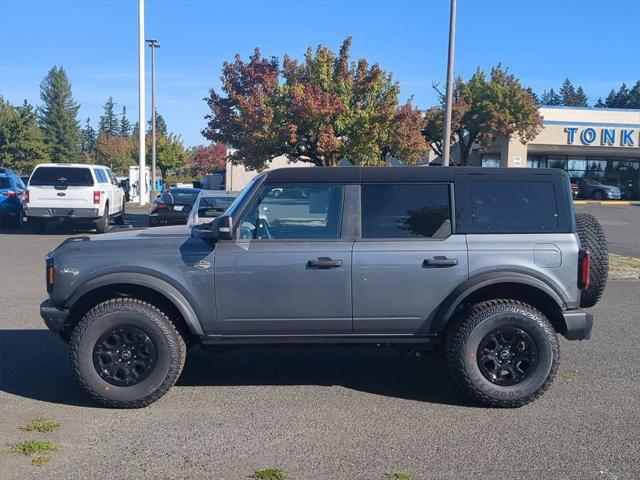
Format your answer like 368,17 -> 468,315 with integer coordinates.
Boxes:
24,164 -> 125,233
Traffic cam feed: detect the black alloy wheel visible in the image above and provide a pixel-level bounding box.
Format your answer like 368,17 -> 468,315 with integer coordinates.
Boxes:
93,325 -> 157,387
477,326 -> 538,386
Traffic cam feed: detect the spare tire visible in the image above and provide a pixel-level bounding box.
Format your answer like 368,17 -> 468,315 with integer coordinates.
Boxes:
575,213 -> 608,308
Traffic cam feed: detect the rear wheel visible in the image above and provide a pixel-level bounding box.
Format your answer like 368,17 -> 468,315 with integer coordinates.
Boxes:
95,205 -> 109,233
69,298 -> 186,408
446,299 -> 559,408
575,213 -> 608,307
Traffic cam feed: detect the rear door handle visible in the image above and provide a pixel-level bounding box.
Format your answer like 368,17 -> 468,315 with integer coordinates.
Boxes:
307,257 -> 343,269
423,256 -> 458,268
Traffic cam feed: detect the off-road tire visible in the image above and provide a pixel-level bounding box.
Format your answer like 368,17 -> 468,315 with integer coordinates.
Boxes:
446,299 -> 559,408
95,206 -> 109,233
575,213 -> 608,308
114,204 -> 125,225
69,298 -> 186,408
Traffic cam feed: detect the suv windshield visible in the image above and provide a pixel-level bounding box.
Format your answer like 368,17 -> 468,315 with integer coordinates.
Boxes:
30,167 -> 94,186
159,189 -> 200,205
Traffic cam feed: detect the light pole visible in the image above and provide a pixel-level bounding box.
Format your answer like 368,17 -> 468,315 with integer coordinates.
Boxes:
137,0 -> 146,205
146,38 -> 160,194
442,0 -> 457,166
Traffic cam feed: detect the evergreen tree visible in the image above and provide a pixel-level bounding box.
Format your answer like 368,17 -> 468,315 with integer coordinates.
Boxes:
119,106 -> 131,137
560,78 -> 579,106
131,121 -> 140,140
80,117 -> 97,162
147,112 -> 167,137
594,98 -> 606,108
541,88 -> 562,106
98,96 -> 119,138
526,87 -> 540,105
0,97 -> 49,173
629,81 -> 640,108
38,66 -> 81,163
606,83 -> 631,108
605,88 -> 618,108
574,86 -> 588,107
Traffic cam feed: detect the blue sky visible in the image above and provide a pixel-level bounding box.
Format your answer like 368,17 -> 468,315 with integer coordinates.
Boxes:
1,0 -> 639,147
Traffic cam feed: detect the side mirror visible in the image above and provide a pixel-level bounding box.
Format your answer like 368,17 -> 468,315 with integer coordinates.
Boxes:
191,215 -> 233,241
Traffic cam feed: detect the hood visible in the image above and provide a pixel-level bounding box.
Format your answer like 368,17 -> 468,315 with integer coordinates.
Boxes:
88,224 -> 192,242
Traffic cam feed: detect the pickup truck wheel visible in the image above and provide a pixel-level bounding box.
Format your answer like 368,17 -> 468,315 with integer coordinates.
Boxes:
114,205 -> 125,225
575,213 -> 608,308
69,298 -> 186,408
446,299 -> 559,408
95,207 -> 109,233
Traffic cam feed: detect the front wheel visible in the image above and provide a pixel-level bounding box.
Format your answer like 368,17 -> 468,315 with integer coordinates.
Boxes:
446,299 -> 559,408
70,298 -> 186,408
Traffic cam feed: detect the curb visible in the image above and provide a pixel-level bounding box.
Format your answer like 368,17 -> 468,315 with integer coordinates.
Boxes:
573,200 -> 637,206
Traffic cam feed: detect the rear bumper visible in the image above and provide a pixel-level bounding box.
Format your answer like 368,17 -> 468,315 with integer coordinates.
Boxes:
40,299 -> 70,335
562,310 -> 593,340
25,207 -> 99,220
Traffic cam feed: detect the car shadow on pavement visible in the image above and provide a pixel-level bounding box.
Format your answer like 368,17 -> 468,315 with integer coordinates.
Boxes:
0,211 -> 149,235
1,330 -> 474,408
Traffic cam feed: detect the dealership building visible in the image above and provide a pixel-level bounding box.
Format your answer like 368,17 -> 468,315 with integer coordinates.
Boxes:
469,106 -> 640,199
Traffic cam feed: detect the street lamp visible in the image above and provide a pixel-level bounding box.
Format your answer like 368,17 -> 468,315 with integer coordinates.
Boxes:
442,0 -> 457,166
137,0 -> 146,205
146,38 -> 160,194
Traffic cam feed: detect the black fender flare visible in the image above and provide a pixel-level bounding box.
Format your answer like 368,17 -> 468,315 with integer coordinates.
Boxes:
430,271 -> 566,334
65,272 -> 204,335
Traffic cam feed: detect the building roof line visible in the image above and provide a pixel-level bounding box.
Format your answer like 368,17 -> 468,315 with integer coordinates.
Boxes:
543,120 -> 640,128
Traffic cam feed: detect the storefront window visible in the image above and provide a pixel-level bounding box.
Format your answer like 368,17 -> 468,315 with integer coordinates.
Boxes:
527,156 -> 546,168
547,157 -> 567,170
481,154 -> 501,168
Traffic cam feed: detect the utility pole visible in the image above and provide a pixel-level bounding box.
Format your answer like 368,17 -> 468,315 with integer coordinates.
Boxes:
138,0 -> 146,204
146,38 -> 160,195
442,0 -> 457,166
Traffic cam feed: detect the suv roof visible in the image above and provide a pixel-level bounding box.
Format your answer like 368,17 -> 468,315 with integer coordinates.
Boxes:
264,166 -> 569,183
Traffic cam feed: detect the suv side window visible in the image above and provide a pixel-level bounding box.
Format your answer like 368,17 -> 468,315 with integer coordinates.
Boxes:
471,181 -> 558,231
239,183 -> 344,240
361,183 -> 451,239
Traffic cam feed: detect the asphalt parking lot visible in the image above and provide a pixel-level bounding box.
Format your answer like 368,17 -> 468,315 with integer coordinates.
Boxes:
1,208 -> 639,479
575,203 -> 640,258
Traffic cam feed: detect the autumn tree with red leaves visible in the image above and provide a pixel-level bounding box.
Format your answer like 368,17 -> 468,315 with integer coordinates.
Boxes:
189,143 -> 227,175
422,65 -> 542,165
203,37 -> 427,169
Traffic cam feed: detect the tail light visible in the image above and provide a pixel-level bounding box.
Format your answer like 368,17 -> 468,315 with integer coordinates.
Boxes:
93,190 -> 101,205
156,202 -> 168,211
578,249 -> 591,290
23,189 -> 29,203
46,258 -> 55,293
1,190 -> 17,198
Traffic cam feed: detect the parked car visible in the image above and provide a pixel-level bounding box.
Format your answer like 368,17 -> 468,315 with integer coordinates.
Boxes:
148,187 -> 202,226
24,164 -> 125,233
572,177 -> 621,200
0,167 -> 27,227
186,190 -> 238,227
41,167 -> 607,408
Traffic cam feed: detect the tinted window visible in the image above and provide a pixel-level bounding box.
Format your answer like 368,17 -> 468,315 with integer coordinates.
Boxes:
240,184 -> 343,240
0,178 -> 11,189
471,181 -> 558,231
95,169 -> 108,183
361,184 -> 451,239
30,167 -> 94,186
159,189 -> 200,205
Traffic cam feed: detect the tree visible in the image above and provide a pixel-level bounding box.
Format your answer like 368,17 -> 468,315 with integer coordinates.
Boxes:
98,96 -> 119,138
574,86 -> 588,107
96,135 -> 135,175
203,37 -> 427,169
525,87 -> 540,105
540,88 -> 562,106
605,82 -> 640,108
80,117 -> 97,162
38,66 -> 81,163
422,65 -> 542,165
594,97 -> 606,108
147,112 -> 167,137
150,134 -> 187,180
119,106 -> 131,137
189,143 -> 227,175
629,81 -> 640,108
0,97 -> 48,173
559,78 -> 578,106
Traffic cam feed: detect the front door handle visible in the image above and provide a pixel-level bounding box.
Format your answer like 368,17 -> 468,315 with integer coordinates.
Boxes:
307,257 -> 343,269
423,256 -> 458,268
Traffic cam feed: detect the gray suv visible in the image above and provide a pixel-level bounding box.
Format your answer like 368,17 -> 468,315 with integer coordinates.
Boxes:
40,167 -> 608,408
